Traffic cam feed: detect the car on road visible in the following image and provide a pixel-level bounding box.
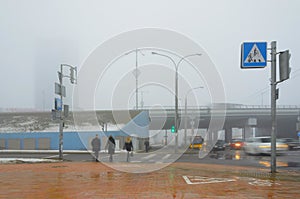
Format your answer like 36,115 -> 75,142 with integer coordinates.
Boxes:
212,140 -> 228,151
230,139 -> 244,150
243,136 -> 288,155
280,138 -> 300,150
189,136 -> 204,149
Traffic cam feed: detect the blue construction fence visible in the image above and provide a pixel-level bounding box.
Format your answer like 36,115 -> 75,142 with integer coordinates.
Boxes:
0,131 -> 139,150
0,111 -> 150,151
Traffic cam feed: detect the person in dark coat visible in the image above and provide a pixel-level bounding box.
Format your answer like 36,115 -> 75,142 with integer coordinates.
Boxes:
106,135 -> 115,162
124,137 -> 133,162
144,140 -> 150,152
91,134 -> 101,162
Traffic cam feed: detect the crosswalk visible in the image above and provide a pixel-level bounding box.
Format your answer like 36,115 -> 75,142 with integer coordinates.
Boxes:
99,152 -> 178,163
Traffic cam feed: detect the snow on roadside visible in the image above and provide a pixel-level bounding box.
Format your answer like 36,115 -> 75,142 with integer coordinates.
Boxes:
0,122 -> 125,133
0,158 -> 61,164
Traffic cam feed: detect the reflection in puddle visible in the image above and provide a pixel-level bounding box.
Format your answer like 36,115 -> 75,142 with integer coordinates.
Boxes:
209,151 -> 243,160
209,151 -> 300,169
259,161 -> 300,168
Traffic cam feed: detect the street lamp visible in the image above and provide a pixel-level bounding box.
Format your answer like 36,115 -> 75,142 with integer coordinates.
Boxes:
184,86 -> 204,146
151,52 -> 202,152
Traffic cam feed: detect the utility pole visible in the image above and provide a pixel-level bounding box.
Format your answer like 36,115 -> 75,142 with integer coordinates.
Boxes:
241,41 -> 291,173
270,41 -> 291,173
55,64 -> 77,160
270,41 -> 277,173
58,65 -> 64,160
135,49 -> 139,110
126,49 -> 144,110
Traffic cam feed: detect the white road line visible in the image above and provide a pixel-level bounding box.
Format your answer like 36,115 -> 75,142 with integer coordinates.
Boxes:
142,154 -> 156,160
100,155 -> 111,159
182,176 -> 193,184
162,154 -> 171,160
44,154 -> 62,159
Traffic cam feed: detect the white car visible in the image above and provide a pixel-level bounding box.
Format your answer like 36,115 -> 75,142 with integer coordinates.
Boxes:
243,136 -> 288,155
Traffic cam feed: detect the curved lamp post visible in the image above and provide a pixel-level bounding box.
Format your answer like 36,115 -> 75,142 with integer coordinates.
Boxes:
151,52 -> 202,152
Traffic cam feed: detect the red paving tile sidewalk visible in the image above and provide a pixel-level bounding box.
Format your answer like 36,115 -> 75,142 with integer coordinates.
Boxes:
0,162 -> 300,198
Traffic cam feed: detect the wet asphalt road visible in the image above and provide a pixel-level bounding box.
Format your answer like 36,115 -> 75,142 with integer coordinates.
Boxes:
1,149 -> 300,170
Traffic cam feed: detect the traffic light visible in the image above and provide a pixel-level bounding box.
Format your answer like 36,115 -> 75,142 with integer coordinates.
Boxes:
171,125 -> 176,133
70,67 -> 77,84
70,68 -> 74,83
279,50 -> 291,82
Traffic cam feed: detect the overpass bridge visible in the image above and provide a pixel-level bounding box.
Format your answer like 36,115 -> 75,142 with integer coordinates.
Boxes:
1,105 -> 299,142
145,104 -> 300,141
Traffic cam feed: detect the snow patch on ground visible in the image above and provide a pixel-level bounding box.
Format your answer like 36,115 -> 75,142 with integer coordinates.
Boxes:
0,158 -> 61,164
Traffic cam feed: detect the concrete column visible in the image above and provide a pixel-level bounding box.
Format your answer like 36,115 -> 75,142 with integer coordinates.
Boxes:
225,127 -> 232,143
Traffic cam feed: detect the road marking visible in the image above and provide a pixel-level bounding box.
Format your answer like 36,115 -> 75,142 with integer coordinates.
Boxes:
162,154 -> 171,160
44,154 -> 68,159
183,176 -> 236,185
183,176 -> 193,184
142,154 -> 156,160
248,179 -> 278,187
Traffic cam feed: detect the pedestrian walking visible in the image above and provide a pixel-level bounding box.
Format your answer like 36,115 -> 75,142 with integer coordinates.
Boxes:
144,140 -> 150,152
124,137 -> 133,162
106,135 -> 115,162
91,134 -> 101,162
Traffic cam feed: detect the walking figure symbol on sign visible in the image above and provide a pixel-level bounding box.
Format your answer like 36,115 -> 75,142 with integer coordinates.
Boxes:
245,44 -> 265,63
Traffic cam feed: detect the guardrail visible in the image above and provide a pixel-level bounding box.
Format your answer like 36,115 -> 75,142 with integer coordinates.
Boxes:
141,104 -> 300,110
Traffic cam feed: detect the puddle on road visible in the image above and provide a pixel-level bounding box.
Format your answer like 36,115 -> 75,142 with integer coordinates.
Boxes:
259,161 -> 300,168
286,162 -> 300,167
209,151 -> 244,160
209,151 -> 300,169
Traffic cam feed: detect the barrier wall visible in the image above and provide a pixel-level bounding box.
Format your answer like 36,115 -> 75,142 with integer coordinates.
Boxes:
0,131 -> 131,150
0,111 -> 150,150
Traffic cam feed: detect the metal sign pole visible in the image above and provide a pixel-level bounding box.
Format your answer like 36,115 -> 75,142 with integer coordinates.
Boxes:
59,64 -> 64,160
270,41 -> 277,173
135,49 -> 138,110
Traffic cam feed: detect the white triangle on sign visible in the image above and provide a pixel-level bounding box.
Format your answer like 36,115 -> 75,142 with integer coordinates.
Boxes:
244,44 -> 265,63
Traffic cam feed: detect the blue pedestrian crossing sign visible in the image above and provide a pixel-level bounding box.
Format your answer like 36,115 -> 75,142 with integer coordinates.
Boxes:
241,42 -> 267,68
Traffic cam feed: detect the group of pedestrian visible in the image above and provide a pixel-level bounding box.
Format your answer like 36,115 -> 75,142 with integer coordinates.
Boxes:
91,134 -> 116,162
91,135 -> 134,162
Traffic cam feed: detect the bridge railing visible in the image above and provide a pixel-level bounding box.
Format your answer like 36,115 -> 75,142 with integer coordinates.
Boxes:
141,104 -> 300,110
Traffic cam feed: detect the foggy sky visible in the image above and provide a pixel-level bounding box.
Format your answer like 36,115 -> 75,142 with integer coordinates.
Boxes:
0,0 -> 300,110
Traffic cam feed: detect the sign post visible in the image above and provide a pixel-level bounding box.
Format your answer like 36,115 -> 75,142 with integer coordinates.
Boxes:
241,41 -> 291,173
270,41 -> 277,174
54,64 -> 77,160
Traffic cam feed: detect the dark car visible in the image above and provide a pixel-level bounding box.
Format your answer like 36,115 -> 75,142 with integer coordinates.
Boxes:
280,138 -> 300,150
212,140 -> 227,151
